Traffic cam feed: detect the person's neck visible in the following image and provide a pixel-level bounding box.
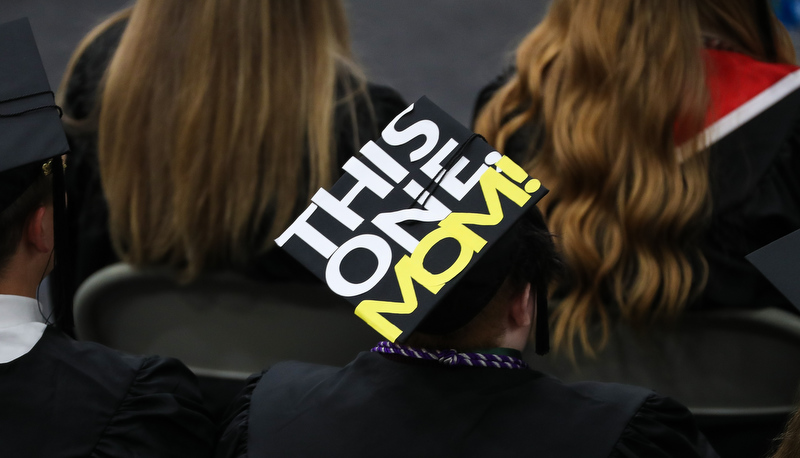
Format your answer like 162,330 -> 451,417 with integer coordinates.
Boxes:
0,279 -> 39,299
0,255 -> 45,299
498,325 -> 531,353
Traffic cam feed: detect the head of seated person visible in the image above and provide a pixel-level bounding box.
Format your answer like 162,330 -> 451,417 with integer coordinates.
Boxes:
473,0 -> 797,357
0,168 -> 54,297
404,206 -> 561,355
96,0 -> 393,281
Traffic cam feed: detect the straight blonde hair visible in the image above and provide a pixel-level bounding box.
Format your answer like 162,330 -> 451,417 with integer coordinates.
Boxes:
474,0 -> 794,356
99,0 -> 370,279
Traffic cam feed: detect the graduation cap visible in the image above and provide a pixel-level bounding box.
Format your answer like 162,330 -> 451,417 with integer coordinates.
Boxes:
747,228 -> 800,311
0,18 -> 73,332
276,96 -> 550,353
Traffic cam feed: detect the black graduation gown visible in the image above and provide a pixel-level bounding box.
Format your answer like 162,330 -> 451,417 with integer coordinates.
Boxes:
216,352 -> 717,458
61,16 -> 409,287
697,50 -> 800,311
0,326 -> 214,457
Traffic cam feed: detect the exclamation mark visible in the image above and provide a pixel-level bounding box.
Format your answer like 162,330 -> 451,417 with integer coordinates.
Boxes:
485,152 -> 540,193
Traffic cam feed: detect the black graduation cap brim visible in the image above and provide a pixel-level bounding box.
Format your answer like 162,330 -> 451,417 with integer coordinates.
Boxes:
746,228 -> 800,311
276,96 -> 548,342
0,18 -> 70,211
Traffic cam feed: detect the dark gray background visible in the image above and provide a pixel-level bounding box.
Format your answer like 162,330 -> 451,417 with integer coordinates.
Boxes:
0,0 -> 548,125
4,1 -> 799,125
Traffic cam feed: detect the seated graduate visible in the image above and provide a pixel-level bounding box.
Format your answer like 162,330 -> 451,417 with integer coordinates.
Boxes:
57,0 -> 407,288
0,18 -> 214,457
216,98 -> 717,457
473,0 -> 800,358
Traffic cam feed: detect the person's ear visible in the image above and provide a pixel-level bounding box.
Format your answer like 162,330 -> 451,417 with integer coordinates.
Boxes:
509,283 -> 535,328
25,205 -> 53,254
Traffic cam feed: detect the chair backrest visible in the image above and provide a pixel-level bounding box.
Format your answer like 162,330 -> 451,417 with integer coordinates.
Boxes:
74,263 -> 381,375
527,308 -> 800,457
74,263 -> 384,421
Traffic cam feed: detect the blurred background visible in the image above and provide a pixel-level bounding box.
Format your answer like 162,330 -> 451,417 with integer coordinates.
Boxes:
3,1 -> 800,124
0,0 -> 548,125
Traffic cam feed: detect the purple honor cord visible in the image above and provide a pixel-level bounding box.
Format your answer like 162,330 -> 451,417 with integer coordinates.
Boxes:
371,341 -> 529,370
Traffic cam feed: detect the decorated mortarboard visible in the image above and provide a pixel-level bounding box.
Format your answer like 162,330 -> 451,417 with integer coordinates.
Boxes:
746,229 -> 800,311
276,96 -> 549,351
0,18 -> 73,332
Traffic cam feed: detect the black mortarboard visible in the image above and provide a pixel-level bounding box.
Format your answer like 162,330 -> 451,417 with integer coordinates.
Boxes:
0,18 -> 72,331
746,229 -> 800,311
276,97 -> 550,352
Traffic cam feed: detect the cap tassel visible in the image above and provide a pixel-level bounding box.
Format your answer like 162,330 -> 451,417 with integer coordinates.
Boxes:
49,156 -> 75,336
534,291 -> 550,355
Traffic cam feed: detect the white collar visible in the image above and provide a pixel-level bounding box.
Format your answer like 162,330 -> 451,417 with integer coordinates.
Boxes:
0,295 -> 48,364
0,294 -> 45,328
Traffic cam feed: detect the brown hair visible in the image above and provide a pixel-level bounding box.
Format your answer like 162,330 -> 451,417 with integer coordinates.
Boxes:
698,0 -> 795,64
0,173 -> 53,273
474,0 -> 794,356
774,406 -> 800,458
98,0 -> 370,279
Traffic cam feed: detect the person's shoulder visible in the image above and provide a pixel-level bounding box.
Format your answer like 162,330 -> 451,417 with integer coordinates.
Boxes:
39,327 -> 207,410
41,326 -> 156,378
564,379 -> 654,405
365,82 -> 406,106
92,349 -> 215,457
364,81 -> 408,127
217,361 -> 347,458
522,376 -> 655,426
61,333 -> 215,456
244,360 -> 345,414
7,327 -> 214,456
609,392 -> 719,458
472,65 -> 516,125
527,378 -> 717,457
216,371 -> 267,458
260,360 -> 342,389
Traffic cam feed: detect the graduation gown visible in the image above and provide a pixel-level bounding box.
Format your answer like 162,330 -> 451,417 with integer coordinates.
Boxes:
0,326 -> 214,457
696,49 -> 800,311
216,352 -> 717,458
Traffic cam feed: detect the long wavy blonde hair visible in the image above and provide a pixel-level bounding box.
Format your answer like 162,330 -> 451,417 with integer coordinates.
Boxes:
99,0 -> 369,279
475,0 -> 795,356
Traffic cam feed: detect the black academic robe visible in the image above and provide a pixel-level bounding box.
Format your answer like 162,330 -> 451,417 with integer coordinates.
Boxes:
0,326 -> 214,457
216,352 -> 718,458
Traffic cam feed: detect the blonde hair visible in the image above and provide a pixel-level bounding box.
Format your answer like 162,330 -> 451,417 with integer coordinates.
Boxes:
474,0 -> 794,357
99,0 -> 370,279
